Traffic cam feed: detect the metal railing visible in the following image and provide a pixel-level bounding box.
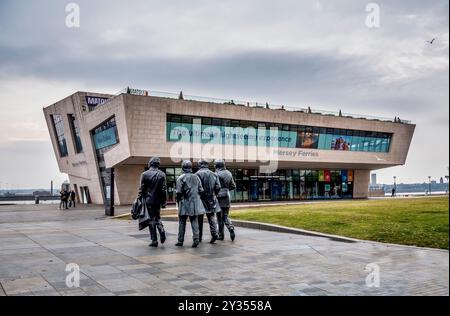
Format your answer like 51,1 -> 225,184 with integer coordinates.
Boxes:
102,87 -> 412,124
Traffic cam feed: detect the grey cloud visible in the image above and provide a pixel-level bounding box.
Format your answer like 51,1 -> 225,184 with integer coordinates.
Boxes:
0,44 -> 382,101
1,44 -> 445,118
0,0 -> 448,186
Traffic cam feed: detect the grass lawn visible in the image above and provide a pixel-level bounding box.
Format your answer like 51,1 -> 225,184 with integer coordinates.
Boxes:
232,196 -> 449,249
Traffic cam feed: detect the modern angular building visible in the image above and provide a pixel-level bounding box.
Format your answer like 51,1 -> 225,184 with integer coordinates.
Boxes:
43,88 -> 415,206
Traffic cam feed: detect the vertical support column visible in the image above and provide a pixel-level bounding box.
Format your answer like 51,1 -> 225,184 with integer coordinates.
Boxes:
105,168 -> 115,216
353,170 -> 370,199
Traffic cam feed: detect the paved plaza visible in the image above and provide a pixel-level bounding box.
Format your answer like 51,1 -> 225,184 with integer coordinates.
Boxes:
0,204 -> 448,296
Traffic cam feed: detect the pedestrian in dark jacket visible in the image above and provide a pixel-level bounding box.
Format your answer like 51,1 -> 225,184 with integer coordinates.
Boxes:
214,159 -> 237,241
69,190 -> 76,208
137,157 -> 167,247
59,190 -> 64,209
391,187 -> 396,197
175,160 -> 205,248
59,190 -> 68,210
195,159 -> 221,244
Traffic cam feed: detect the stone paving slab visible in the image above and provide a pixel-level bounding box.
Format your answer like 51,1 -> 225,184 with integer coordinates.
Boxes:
0,204 -> 448,296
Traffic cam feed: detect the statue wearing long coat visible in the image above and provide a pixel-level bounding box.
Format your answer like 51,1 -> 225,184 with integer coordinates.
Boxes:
214,159 -> 237,241
215,160 -> 236,209
195,160 -> 221,214
195,159 -> 221,243
176,161 -> 206,217
136,157 -> 167,246
175,160 -> 205,246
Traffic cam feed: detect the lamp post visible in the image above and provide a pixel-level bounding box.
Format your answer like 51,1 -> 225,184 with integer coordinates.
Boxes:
428,176 -> 432,196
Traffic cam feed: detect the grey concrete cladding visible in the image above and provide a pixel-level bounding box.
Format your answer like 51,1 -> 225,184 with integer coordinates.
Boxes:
43,91 -> 415,205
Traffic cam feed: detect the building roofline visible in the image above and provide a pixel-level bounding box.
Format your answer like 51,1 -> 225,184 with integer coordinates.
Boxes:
49,87 -> 414,125
113,87 -> 414,125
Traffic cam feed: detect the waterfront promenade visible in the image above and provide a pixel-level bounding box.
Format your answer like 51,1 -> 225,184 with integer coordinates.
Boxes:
0,204 -> 448,296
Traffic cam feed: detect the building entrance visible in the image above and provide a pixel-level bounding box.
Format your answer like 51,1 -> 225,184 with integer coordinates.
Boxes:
161,167 -> 354,204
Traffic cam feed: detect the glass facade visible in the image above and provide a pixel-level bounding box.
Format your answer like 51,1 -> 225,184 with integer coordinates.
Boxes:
166,114 -> 392,153
162,167 -> 354,203
68,114 -> 83,153
93,117 -> 119,150
51,114 -> 68,157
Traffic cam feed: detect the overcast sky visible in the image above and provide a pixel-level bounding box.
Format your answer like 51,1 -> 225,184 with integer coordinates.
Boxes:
0,0 -> 448,189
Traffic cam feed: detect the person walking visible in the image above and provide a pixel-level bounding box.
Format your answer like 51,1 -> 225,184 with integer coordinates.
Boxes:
69,190 -> 76,208
214,159 -> 236,241
59,190 -> 65,210
195,159 -> 221,244
137,157 -> 167,247
59,189 -> 69,210
175,160 -> 205,248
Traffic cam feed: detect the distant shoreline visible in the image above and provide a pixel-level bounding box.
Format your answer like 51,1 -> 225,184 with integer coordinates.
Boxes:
384,191 -> 448,197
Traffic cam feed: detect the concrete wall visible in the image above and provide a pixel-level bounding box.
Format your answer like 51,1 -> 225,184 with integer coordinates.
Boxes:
353,170 -> 371,199
369,189 -> 386,197
114,165 -> 143,205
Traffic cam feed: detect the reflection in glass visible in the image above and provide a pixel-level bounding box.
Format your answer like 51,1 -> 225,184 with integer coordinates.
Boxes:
167,114 -> 391,153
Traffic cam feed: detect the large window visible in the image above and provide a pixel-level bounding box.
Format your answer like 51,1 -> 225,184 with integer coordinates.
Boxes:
92,117 -> 119,150
51,115 -> 68,157
166,114 -> 392,153
162,167 -> 354,203
68,114 -> 83,153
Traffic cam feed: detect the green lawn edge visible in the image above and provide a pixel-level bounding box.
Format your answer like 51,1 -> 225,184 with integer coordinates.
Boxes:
232,197 -> 449,249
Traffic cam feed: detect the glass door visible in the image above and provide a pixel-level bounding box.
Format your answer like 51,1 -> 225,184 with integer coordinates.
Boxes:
250,180 -> 259,201
258,180 -> 271,201
271,180 -> 282,201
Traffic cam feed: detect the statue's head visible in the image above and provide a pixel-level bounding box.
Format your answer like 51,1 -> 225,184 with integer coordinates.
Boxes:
197,159 -> 209,169
214,159 -> 226,170
148,157 -> 161,168
182,160 -> 193,173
